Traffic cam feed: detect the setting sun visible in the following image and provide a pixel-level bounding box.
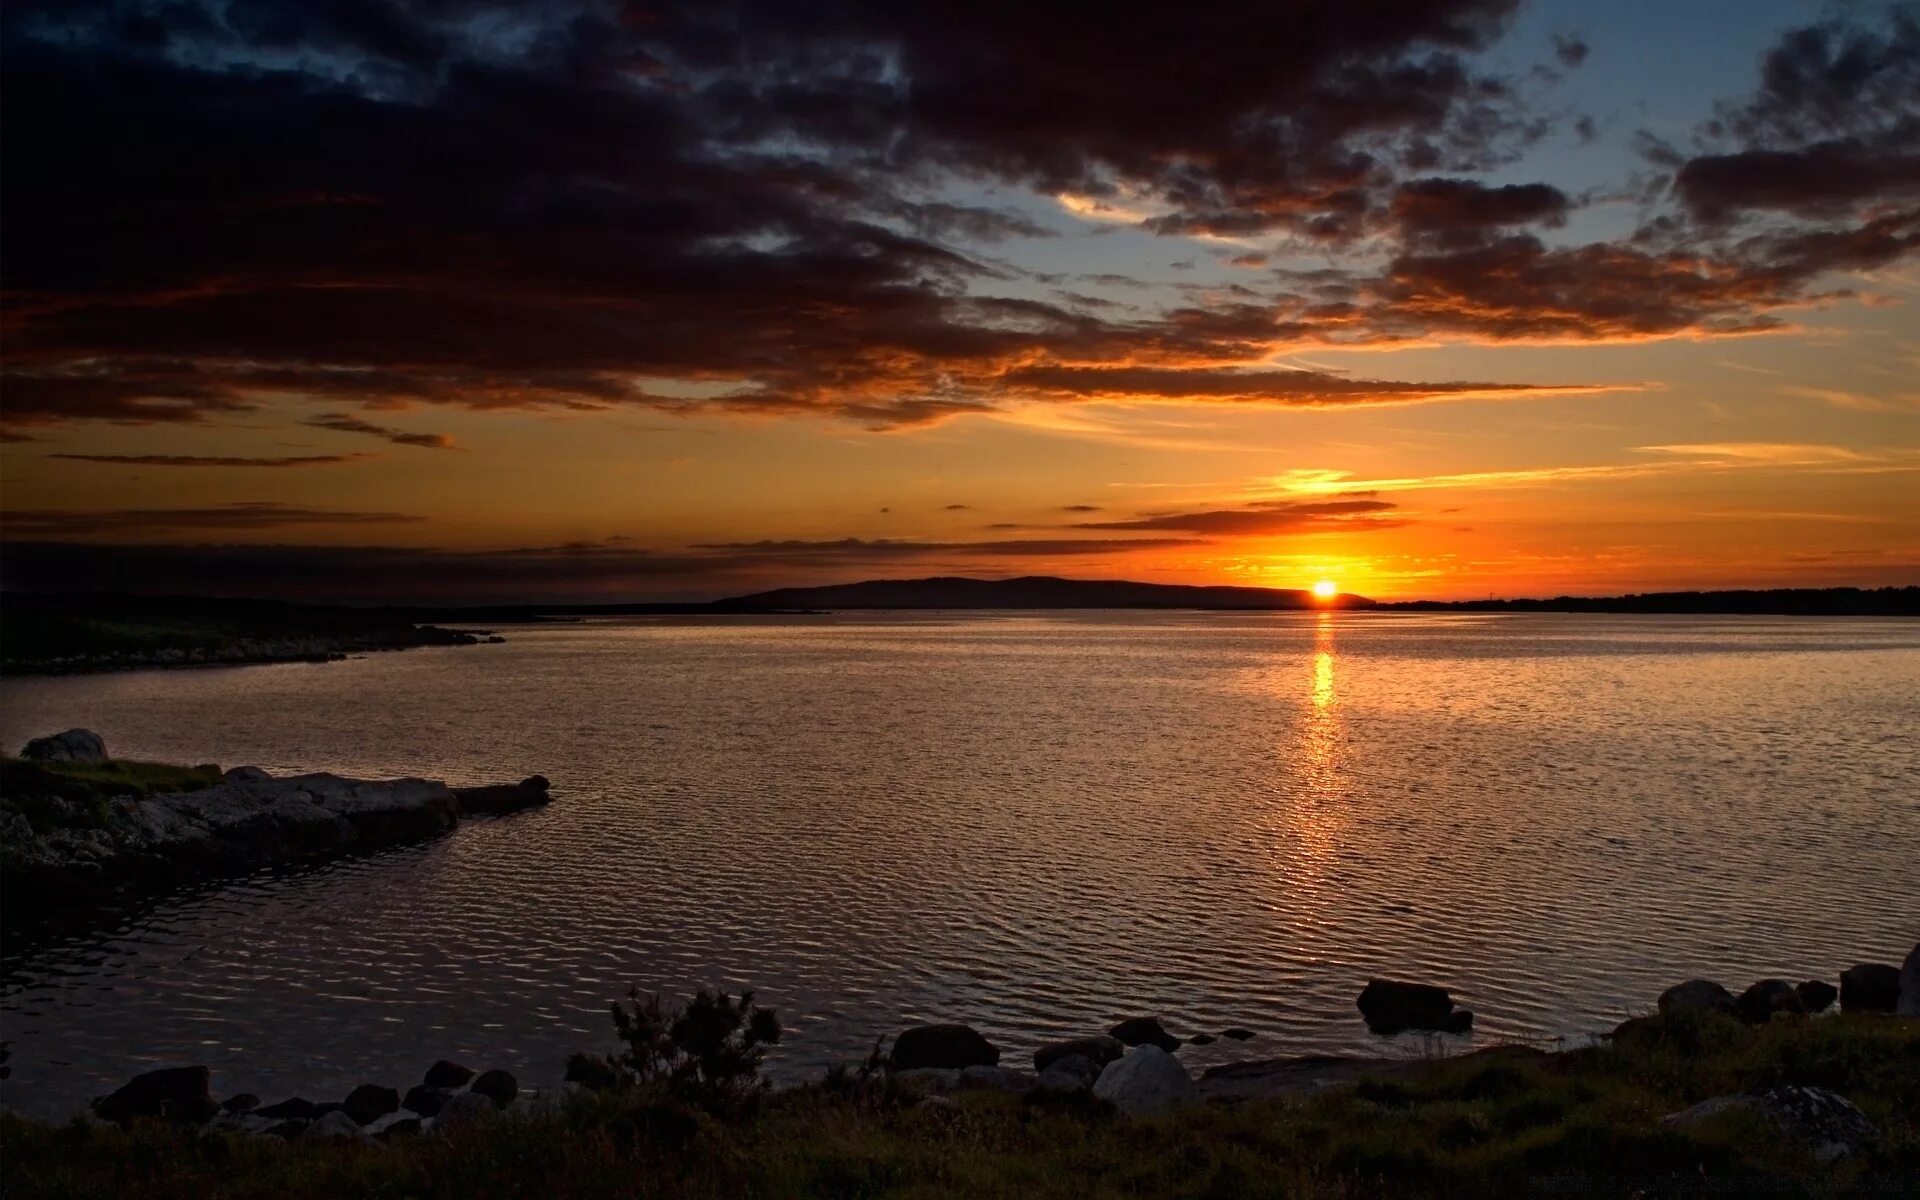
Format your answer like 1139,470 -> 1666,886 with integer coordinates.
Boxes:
1312,580 -> 1339,600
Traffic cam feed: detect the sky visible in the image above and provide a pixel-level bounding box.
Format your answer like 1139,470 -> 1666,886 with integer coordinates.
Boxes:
2,0 -> 1917,603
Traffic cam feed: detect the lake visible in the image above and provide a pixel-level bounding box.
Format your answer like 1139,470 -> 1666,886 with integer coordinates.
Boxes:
2,611 -> 1917,1116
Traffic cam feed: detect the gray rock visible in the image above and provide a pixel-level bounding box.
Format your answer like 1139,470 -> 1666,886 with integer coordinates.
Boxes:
1037,1055 -> 1101,1093
403,1085 -> 451,1117
451,777 -> 552,816
1840,963 -> 1901,1013
1221,1028 -> 1256,1041
1658,979 -> 1737,1017
1797,980 -> 1838,1014
1033,1035 -> 1124,1074
891,1068 -> 961,1093
469,1068 -> 518,1107
1900,944 -> 1920,1017
1663,1086 -> 1877,1163
1736,979 -> 1804,1024
365,1112 -> 424,1138
21,729 -> 108,764
1093,1045 -> 1199,1116
957,1065 -> 1037,1092
430,1090 -> 499,1136
424,1060 -> 475,1089
1108,1016 -> 1180,1052
92,1065 -> 217,1125
223,767 -> 272,783
256,1097 -> 321,1120
891,1024 -> 999,1070
342,1083 -> 400,1125
221,1093 -> 260,1114
301,1110 -> 374,1143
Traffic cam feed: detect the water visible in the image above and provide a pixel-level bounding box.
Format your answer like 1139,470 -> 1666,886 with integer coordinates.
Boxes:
2,611 -> 1916,1117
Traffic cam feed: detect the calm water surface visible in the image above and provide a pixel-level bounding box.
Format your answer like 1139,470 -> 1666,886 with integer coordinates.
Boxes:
2,611 -> 1917,1116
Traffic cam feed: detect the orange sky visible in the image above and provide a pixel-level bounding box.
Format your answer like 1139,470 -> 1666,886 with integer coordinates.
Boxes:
3,1 -> 1917,602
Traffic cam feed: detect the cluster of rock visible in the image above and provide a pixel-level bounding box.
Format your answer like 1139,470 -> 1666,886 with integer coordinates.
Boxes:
9,625 -> 495,675
91,1061 -> 525,1143
882,1016 -> 1242,1116
1632,947 -> 1920,1032
2,730 -> 553,905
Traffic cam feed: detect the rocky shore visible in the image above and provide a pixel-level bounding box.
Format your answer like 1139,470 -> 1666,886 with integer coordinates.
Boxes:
5,624 -> 498,675
0,729 -> 552,906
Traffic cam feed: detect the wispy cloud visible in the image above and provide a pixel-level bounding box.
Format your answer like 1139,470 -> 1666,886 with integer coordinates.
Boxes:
305,413 -> 458,448
6,503 -> 423,536
51,452 -> 375,468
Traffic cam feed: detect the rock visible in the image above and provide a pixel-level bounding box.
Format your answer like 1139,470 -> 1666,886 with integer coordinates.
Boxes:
1108,1016 -> 1180,1052
1033,1035 -> 1125,1075
223,767 -> 272,783
430,1090 -> 499,1135
1036,1054 -> 1102,1092
486,636 -> 507,644
256,1097 -> 322,1120
1840,963 -> 1901,1013
1663,1085 -> 1877,1163
1356,979 -> 1463,1034
262,1120 -> 310,1140
221,1093 -> 260,1114
300,1110 -> 373,1143
451,777 -> 552,816
892,1068 -> 962,1093
205,1111 -> 275,1137
424,1059 -> 476,1089
1737,979 -> 1805,1024
1900,944 -> 1920,1017
891,1023 -> 1000,1070
469,1068 -> 518,1107
1657,979 -> 1737,1017
366,1112 -> 424,1138
1443,1009 -> 1475,1034
1609,1015 -> 1667,1050
1222,1028 -> 1256,1041
93,1065 -> 218,1125
402,1085 -> 451,1117
1797,980 -> 1838,1014
342,1083 -> 400,1125
957,1065 -> 1037,1092
21,729 -> 108,764
1187,1034 -> 1216,1046
1092,1045 -> 1199,1116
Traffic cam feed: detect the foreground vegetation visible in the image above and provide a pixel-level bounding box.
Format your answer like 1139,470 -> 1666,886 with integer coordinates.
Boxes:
6,1011 -> 1916,1199
0,756 -> 225,835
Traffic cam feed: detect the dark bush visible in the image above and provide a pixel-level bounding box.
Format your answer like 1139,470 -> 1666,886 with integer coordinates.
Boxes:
588,988 -> 781,1115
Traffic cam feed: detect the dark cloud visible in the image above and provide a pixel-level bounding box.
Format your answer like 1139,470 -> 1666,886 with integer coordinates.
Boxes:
943,504 -> 972,511
1060,504 -> 1103,513
1004,364 -> 1586,404
691,537 -> 1200,558
50,452 -> 373,467
1073,497 -> 1401,535
4,502 -> 423,536
1551,35 -> 1589,69
1390,178 -> 1571,245
305,413 -> 458,449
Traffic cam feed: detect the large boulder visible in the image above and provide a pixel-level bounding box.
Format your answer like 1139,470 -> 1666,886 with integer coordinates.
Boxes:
1092,1045 -> 1199,1116
256,1097 -> 322,1120
21,729 -> 108,764
1034,1035 -> 1125,1074
402,1085 -> 451,1118
1108,1017 -> 1180,1052
1356,979 -> 1469,1034
1036,1054 -> 1103,1092
92,1065 -> 217,1125
1796,980 -> 1838,1014
342,1083 -> 400,1125
891,1024 -> 1000,1070
1657,979 -> 1736,1017
1736,979 -> 1804,1024
424,1060 -> 475,1089
1900,945 -> 1920,1017
1663,1086 -> 1877,1163
469,1069 -> 518,1107
301,1110 -> 373,1144
429,1090 -> 499,1136
1840,963 -> 1901,1013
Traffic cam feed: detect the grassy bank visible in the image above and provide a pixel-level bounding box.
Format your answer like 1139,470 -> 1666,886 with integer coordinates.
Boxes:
6,1013 -> 1917,1198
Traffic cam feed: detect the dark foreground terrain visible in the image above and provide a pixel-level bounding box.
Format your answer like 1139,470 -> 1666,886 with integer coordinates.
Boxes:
6,1011 -> 1916,1199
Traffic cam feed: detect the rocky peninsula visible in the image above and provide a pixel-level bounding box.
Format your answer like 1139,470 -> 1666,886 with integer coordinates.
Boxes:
0,729 -> 552,906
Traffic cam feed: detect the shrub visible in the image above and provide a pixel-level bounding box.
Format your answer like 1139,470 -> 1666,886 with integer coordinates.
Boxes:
589,988 -> 782,1115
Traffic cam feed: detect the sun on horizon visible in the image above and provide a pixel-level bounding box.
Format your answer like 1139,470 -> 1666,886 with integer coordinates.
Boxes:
1312,580 -> 1339,600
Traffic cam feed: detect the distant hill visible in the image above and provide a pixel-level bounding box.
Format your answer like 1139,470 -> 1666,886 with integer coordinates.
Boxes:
713,575 -> 1369,611
1378,586 -> 1920,616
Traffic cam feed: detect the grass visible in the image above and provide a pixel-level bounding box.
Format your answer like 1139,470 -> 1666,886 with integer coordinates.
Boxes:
4,1013 -> 1917,1199
0,757 -> 225,833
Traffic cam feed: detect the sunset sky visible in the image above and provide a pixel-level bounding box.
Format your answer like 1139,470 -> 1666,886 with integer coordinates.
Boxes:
3,0 -> 1917,602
